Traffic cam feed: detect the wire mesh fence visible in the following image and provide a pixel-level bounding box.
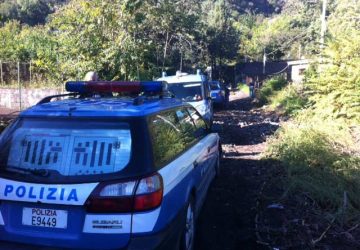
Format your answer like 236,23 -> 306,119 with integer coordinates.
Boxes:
0,61 -> 35,87
0,61 -> 63,112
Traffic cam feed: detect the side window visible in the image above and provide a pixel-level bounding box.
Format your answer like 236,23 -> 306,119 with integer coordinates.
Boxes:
149,111 -> 184,168
175,108 -> 197,147
149,109 -> 199,168
187,107 -> 207,138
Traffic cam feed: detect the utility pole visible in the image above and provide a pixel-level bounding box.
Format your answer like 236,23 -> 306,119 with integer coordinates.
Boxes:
18,61 -> 22,111
0,61 -> 3,86
263,49 -> 266,75
320,0 -> 328,50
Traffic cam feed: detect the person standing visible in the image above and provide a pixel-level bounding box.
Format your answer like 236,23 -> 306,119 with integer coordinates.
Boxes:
249,80 -> 255,98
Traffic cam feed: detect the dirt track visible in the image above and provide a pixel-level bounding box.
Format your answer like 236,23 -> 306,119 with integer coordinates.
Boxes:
195,93 -> 280,250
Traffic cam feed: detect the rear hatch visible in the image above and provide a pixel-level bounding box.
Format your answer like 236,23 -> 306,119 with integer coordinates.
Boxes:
0,117 -> 134,249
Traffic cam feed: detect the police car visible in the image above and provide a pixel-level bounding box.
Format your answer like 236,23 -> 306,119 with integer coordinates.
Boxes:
210,81 -> 229,108
0,81 -> 221,250
157,70 -> 213,125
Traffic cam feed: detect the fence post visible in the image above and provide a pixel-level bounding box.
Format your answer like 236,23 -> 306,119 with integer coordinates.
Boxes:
18,61 -> 22,111
29,60 -> 32,85
0,61 -> 3,86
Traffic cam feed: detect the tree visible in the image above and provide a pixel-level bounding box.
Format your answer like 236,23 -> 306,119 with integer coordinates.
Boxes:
202,0 -> 240,80
237,0 -> 324,61
305,0 -> 360,124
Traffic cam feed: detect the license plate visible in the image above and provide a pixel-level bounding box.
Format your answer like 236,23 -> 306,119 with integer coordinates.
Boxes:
22,207 -> 68,229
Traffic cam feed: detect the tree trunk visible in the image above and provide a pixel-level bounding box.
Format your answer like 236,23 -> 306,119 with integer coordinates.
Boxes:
162,31 -> 169,71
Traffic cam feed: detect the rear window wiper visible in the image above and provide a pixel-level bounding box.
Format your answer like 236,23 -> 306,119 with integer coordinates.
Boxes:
5,167 -> 50,177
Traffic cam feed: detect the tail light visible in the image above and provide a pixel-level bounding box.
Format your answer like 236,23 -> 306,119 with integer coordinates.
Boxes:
134,175 -> 163,211
85,174 -> 163,213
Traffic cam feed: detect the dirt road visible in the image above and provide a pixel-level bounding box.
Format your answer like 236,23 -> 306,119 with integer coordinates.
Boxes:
195,93 -> 280,250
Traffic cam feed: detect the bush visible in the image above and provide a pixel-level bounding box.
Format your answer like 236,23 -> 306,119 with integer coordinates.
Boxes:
237,82 -> 249,95
267,76 -> 287,90
257,76 -> 288,105
270,85 -> 307,116
266,121 -> 360,221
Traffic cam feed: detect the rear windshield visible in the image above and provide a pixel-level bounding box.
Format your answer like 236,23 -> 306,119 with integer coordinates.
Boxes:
0,118 -> 131,179
168,82 -> 203,102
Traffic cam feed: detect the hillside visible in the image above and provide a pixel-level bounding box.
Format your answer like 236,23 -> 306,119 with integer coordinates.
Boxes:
0,0 -> 68,25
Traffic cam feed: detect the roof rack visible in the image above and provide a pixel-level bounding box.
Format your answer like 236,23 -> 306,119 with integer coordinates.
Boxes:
65,81 -> 164,94
37,93 -> 79,105
36,81 -> 176,106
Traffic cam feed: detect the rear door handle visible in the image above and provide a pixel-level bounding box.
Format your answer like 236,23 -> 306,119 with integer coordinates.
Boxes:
193,161 -> 199,168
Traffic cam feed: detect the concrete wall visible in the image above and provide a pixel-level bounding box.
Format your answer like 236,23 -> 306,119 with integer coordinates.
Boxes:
0,88 -> 63,110
291,64 -> 309,83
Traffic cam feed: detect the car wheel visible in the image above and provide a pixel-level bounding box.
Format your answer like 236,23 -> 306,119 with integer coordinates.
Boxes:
180,199 -> 195,250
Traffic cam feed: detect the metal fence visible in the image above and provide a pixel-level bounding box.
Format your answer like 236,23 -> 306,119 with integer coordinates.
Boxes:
0,61 -> 63,112
0,61 -> 34,87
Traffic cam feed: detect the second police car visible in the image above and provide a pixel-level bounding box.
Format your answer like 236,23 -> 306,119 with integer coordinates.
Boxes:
0,81 -> 221,250
157,70 -> 213,125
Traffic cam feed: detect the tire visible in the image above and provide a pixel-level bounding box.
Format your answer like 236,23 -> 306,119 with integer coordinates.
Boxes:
180,198 -> 195,250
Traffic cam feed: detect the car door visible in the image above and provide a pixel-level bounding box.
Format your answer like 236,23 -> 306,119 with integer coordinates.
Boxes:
186,107 -> 218,209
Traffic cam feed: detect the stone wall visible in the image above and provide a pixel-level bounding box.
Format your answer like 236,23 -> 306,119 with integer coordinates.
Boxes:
0,88 -> 63,110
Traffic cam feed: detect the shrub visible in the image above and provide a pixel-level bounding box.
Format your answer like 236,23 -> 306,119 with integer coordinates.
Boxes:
267,76 -> 287,90
257,76 -> 289,106
266,121 -> 360,220
237,82 -> 249,95
270,85 -> 307,116
258,85 -> 272,104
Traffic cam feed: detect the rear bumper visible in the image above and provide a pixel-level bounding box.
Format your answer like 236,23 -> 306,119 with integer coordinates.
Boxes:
128,204 -> 185,250
0,206 -> 185,250
211,95 -> 226,104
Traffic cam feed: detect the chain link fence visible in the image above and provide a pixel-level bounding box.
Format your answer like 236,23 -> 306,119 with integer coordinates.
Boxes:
0,61 -> 63,112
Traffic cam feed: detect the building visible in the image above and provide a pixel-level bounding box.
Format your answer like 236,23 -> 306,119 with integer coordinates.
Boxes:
236,59 -> 310,84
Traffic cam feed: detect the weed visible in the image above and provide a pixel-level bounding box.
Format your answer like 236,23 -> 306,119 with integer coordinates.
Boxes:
257,76 -> 289,106
237,82 -> 249,95
270,85 -> 307,116
265,121 -> 360,222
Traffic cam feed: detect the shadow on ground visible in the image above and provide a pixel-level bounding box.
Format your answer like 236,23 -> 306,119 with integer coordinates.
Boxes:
195,96 -> 280,250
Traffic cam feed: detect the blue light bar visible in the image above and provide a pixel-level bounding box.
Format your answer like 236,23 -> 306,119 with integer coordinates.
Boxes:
66,81 -> 86,93
65,81 -> 164,94
140,81 -> 163,92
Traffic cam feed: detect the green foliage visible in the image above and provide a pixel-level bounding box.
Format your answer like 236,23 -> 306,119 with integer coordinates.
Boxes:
257,76 -> 288,105
304,1 -> 360,125
237,82 -> 249,95
0,0 -> 247,84
264,0 -> 360,224
0,0 -> 55,26
266,122 -> 360,219
237,0 -> 322,60
202,0 -> 240,67
270,85 -> 307,116
267,76 -> 287,90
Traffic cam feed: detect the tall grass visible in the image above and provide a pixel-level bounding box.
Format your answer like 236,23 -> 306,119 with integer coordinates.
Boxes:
260,75 -> 360,223
257,76 -> 307,116
237,82 -> 250,95
266,120 -> 360,220
258,76 -> 288,105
